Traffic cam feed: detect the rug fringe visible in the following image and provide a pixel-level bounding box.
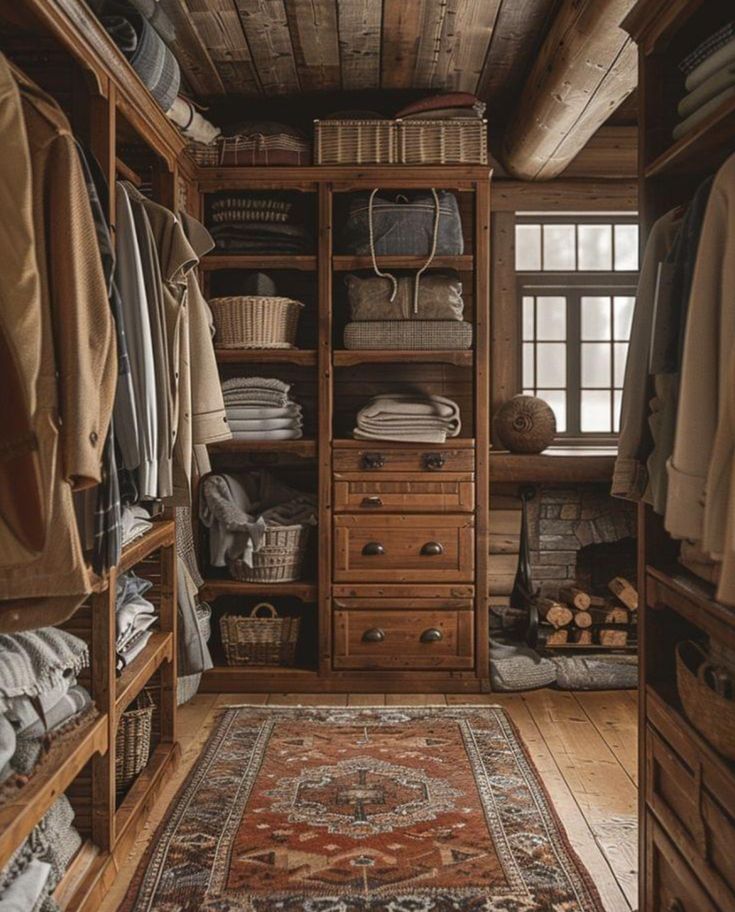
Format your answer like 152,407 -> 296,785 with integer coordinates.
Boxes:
219,702 -> 504,709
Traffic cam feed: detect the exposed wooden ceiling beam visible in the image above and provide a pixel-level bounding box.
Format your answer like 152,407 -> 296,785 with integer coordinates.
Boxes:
476,0 -> 560,118
284,0 -> 340,92
235,0 -> 300,95
501,0 -> 638,181
337,0 -> 382,90
187,0 -> 260,95
157,0 -> 226,96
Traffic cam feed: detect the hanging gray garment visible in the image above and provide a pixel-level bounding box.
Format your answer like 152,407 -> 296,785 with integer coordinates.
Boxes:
177,557 -> 212,677
114,183 -> 158,497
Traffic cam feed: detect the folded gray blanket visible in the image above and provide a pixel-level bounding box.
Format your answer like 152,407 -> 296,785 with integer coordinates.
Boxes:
227,418 -> 303,431
0,630 -> 89,710
225,404 -> 301,421
354,394 -> 461,443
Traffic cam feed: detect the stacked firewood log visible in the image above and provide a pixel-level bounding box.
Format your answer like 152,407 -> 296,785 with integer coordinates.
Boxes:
535,577 -> 637,648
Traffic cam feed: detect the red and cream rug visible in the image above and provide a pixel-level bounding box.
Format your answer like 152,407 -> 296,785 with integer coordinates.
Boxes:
122,705 -> 604,912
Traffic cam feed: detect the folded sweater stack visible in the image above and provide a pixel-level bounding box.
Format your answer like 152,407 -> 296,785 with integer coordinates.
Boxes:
675,22 -> 735,139
354,394 -> 461,443
115,572 -> 157,672
222,377 -> 303,440
207,191 -> 310,254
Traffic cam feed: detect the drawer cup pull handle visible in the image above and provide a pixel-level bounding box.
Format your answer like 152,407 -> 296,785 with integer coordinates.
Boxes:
362,541 -> 385,556
362,628 -> 385,643
361,496 -> 383,508
420,628 -> 443,643
423,452 -> 446,471
421,541 -> 444,556
362,452 -> 386,470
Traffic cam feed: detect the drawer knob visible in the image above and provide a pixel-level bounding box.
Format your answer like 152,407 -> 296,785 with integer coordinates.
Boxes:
420,628 -> 443,643
362,541 -> 385,556
420,541 -> 444,556
361,496 -> 383,508
362,628 -> 385,643
362,452 -> 386,470
423,452 -> 446,471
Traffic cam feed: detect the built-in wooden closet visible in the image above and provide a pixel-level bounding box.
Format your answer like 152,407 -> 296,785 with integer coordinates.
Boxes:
623,2 -> 735,910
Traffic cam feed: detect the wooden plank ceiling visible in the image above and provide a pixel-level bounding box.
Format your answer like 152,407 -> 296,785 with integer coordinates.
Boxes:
158,0 -> 561,114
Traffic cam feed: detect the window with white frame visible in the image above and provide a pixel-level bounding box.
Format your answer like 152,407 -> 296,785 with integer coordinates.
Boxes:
516,216 -> 639,441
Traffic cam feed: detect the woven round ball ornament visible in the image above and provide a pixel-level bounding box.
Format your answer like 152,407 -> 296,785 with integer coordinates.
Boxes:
494,395 -> 556,454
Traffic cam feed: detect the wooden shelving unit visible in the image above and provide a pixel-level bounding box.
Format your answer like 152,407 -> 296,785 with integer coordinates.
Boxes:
202,254 -> 317,271
332,254 -> 474,271
216,349 -> 318,366
200,578 -> 318,602
489,449 -> 616,483
334,350 -> 473,367
208,439 -> 318,457
622,3 -> 735,910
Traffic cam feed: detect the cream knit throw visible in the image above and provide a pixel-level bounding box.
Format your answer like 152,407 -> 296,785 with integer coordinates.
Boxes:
354,393 -> 461,443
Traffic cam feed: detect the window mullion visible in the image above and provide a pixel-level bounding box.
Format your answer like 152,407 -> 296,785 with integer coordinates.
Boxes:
567,291 -> 582,436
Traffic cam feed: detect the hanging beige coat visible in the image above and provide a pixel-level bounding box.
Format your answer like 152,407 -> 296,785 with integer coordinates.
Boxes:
0,73 -> 116,632
665,153 -> 735,604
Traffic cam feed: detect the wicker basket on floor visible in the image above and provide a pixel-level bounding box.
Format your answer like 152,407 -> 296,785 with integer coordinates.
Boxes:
210,296 -> 303,349
115,689 -> 154,791
227,524 -> 310,583
220,602 -> 300,666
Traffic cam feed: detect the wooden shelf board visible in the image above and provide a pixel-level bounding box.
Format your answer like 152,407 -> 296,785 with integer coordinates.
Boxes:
114,742 -> 179,845
333,255 -> 473,271
334,350 -> 473,367
201,255 -> 316,271
0,714 -> 108,869
115,631 -> 174,720
216,349 -> 317,366
118,521 -> 175,575
645,94 -> 735,178
201,579 -> 318,601
208,439 -> 317,457
333,438 -> 476,448
53,840 -> 103,910
489,449 -> 616,483
200,665 -> 319,692
646,565 -> 735,650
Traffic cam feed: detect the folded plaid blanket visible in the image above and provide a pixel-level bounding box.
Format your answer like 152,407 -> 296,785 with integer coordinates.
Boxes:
0,630 -> 89,709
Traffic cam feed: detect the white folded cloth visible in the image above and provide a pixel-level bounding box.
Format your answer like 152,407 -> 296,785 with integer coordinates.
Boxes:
678,62 -> 735,117
673,84 -> 735,139
354,393 -> 461,443
121,505 -> 152,545
0,859 -> 51,912
225,404 -> 301,421
685,35 -> 735,91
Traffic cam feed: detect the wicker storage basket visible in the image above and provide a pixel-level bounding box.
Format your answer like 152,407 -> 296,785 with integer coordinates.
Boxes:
676,640 -> 735,760
315,119 -> 396,164
220,602 -> 300,666
115,690 -> 154,791
209,296 -> 303,349
398,119 -> 488,164
227,524 -> 310,583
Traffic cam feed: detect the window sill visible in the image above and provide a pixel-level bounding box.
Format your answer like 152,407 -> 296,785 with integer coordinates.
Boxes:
489,447 -> 616,483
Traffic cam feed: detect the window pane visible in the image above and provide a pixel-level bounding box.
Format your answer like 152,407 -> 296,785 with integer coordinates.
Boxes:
613,390 -> 623,432
543,224 -> 576,270
516,224 -> 541,270
578,224 -> 612,270
523,343 -> 535,387
582,343 -> 611,387
536,296 -> 566,340
614,342 -> 628,387
615,224 -> 639,270
522,296 -> 535,340
613,296 -> 635,340
581,296 -> 611,340
538,389 -> 566,433
581,390 -> 612,432
537,342 -> 566,386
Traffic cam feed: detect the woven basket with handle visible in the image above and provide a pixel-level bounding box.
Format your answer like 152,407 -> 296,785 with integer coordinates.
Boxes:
209,296 -> 303,349
676,640 -> 735,760
220,602 -> 300,666
115,689 -> 154,791
227,524 -> 310,583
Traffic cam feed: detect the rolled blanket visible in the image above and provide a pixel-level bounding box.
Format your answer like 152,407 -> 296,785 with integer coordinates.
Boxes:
678,62 -> 735,118
354,394 -> 461,443
0,630 -> 89,709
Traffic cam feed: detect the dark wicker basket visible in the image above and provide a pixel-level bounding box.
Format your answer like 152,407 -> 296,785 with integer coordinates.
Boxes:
676,640 -> 735,761
220,602 -> 300,666
115,689 -> 154,792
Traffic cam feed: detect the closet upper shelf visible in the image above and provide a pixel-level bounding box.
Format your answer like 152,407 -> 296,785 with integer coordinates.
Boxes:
216,350 -> 317,366
333,351 -> 473,367
489,449 -> 616,483
201,255 -> 317,271
646,94 -> 735,178
333,255 -> 473,271
208,440 -> 317,458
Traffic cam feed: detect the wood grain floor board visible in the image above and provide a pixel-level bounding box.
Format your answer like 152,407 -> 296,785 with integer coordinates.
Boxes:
97,689 -> 637,912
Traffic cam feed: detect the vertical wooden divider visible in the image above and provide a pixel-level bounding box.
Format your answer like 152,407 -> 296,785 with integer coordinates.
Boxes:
159,543 -> 178,746
91,580 -> 115,852
475,178 -> 492,689
318,181 -> 333,674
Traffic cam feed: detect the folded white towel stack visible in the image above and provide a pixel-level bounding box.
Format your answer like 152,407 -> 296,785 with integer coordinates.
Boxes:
222,377 -> 303,440
353,393 -> 461,443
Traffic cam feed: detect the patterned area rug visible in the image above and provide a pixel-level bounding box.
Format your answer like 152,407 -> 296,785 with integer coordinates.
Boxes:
122,706 -> 604,912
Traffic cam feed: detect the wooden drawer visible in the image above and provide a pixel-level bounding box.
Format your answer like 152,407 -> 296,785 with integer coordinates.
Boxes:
333,604 -> 474,670
334,473 -> 474,513
333,514 -> 474,582
646,688 -> 735,911
646,815 -> 720,912
333,445 -> 474,474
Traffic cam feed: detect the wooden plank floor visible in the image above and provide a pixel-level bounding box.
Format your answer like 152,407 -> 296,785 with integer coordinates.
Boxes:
98,689 -> 637,912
